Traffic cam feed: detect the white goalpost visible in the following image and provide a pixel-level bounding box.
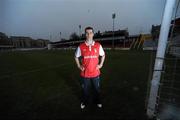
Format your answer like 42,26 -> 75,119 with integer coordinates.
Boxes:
146,0 -> 176,118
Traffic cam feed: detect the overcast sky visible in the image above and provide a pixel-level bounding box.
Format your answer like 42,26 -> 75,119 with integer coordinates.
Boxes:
0,0 -> 180,41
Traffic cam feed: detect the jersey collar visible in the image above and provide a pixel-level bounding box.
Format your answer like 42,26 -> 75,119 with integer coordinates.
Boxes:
85,40 -> 95,46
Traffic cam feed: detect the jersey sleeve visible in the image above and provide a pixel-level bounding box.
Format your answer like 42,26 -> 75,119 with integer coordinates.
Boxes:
99,45 -> 105,56
75,46 -> 81,58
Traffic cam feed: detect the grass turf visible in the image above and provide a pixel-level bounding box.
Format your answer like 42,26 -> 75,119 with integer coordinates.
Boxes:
0,50 -> 155,119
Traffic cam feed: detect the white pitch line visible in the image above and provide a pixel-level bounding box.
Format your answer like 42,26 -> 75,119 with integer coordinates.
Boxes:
0,63 -> 71,79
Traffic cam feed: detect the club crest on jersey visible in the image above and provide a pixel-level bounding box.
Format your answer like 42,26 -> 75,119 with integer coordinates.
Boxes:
94,48 -> 97,53
83,49 -> 86,52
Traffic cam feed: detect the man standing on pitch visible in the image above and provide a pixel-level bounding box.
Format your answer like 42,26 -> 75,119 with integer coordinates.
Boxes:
75,26 -> 105,109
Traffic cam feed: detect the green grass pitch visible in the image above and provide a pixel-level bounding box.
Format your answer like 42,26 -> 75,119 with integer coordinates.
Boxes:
0,50 -> 155,119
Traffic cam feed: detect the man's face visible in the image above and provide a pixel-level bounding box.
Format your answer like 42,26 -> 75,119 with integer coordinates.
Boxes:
85,29 -> 94,40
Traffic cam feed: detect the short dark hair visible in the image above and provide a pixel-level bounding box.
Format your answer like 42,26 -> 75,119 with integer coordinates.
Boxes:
85,26 -> 94,33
